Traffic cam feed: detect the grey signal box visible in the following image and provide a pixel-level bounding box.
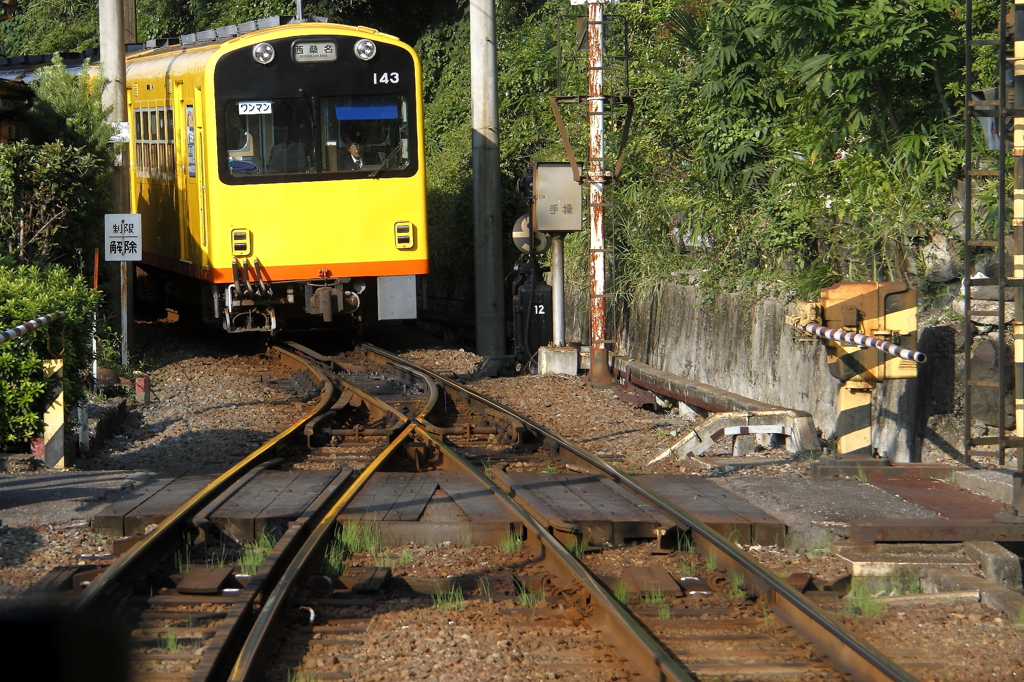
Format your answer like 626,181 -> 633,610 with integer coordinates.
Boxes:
532,162 -> 582,233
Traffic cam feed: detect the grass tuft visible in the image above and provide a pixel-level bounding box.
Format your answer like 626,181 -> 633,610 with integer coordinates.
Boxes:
498,529 -> 524,555
161,628 -> 179,653
675,532 -> 695,554
516,583 -> 544,609
432,583 -> 467,612
566,534 -> 589,558
340,519 -> 384,554
643,586 -> 666,607
727,571 -> 746,598
842,579 -> 883,618
887,569 -> 920,596
806,528 -> 832,557
658,603 -> 672,620
704,553 -> 718,573
240,531 -> 275,575
677,557 -> 699,577
612,579 -> 629,605
479,576 -> 493,602
321,525 -> 348,576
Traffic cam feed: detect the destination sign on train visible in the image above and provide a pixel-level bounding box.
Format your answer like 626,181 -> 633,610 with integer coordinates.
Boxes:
293,42 -> 337,63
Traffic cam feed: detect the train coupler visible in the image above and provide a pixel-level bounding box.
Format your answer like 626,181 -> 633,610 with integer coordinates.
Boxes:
224,304 -> 277,333
304,278 -> 360,322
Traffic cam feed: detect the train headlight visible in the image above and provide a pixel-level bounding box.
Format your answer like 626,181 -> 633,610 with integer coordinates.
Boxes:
353,39 -> 377,61
252,42 -> 275,65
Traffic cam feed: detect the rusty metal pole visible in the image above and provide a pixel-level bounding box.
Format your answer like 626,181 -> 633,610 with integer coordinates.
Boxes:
585,0 -> 614,385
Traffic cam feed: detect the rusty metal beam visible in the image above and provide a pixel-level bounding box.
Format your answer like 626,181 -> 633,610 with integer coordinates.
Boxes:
848,520 -> 1024,544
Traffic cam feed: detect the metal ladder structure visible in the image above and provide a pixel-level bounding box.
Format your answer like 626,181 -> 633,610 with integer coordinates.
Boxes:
964,0 -> 1024,521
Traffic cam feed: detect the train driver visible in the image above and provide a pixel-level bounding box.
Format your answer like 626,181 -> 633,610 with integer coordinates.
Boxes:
339,140 -> 363,171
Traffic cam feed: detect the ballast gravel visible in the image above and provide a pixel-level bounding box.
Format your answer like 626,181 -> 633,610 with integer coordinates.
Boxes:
0,322 -> 1020,680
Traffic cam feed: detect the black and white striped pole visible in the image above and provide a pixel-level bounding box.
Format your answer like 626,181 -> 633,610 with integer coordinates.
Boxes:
794,323 -> 926,363
0,311 -> 66,344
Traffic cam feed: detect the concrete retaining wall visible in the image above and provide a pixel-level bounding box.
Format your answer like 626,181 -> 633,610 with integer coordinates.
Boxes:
567,283 -> 958,462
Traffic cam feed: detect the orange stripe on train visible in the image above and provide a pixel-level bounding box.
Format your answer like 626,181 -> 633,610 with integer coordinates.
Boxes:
143,252 -> 428,283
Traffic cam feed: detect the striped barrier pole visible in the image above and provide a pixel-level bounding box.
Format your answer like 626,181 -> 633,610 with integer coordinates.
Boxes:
795,322 -> 926,363
30,359 -> 65,468
1,312 -> 68,468
0,311 -> 66,344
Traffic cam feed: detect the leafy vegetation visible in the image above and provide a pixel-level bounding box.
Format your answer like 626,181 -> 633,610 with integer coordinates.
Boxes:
0,0 -> 990,339
0,57 -> 114,448
0,266 -> 102,445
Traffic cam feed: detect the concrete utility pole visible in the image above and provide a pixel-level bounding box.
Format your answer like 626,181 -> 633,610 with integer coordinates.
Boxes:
470,0 -> 506,357
99,0 -> 133,364
580,0 -> 615,384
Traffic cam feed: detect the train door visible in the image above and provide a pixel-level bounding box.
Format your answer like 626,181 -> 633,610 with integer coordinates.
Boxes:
193,87 -> 210,269
173,81 -> 190,263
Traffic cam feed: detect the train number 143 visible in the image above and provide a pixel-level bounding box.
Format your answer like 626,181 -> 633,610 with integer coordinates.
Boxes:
374,72 -> 400,84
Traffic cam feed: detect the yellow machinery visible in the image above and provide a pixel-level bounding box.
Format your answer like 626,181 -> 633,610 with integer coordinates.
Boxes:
790,282 -> 921,459
125,18 -> 427,331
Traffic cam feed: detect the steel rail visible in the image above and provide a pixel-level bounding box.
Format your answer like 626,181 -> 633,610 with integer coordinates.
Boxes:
227,423 -> 418,682
362,344 -> 918,682
413,425 -> 692,682
283,339 -> 439,423
74,345 -> 336,612
226,345 -> 690,682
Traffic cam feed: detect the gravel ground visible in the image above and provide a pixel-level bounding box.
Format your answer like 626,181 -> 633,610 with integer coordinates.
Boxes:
0,320 -> 312,597
0,322 -> 1021,680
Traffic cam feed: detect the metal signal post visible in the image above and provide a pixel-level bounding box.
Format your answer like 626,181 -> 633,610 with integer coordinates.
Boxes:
558,0 -> 632,385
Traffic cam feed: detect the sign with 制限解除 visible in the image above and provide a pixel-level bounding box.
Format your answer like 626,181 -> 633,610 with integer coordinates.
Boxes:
104,214 -> 142,261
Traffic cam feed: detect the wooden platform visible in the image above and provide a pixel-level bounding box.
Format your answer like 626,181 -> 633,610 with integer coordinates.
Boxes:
499,472 -> 665,545
341,471 -> 785,548
94,467 -> 353,541
634,475 -> 785,545
337,471 -> 521,545
94,471 -> 217,537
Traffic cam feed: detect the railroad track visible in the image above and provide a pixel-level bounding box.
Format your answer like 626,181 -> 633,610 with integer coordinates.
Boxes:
67,342 -> 916,682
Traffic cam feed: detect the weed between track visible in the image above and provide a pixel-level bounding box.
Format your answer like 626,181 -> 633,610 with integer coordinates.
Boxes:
498,530 -> 523,555
240,531 -> 275,575
432,583 -> 466,612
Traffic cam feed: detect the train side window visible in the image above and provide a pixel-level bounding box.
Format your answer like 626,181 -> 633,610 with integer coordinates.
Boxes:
134,111 -> 144,178
165,109 -> 175,180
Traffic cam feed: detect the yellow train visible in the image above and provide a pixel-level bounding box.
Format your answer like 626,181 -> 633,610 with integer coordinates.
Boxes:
125,17 -> 427,331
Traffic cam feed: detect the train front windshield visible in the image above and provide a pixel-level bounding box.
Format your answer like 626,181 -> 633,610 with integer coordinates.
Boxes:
224,96 -> 410,177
